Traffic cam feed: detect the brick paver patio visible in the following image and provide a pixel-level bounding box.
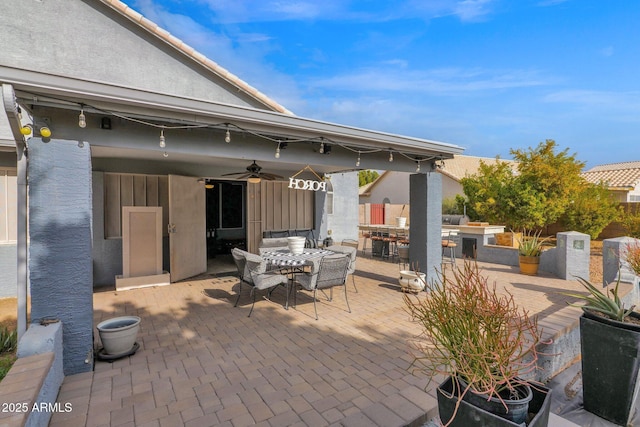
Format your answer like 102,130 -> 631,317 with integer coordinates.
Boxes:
48,256 -> 602,427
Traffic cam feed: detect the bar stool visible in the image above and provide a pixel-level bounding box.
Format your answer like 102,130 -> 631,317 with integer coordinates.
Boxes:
361,225 -> 372,256
441,231 -> 459,266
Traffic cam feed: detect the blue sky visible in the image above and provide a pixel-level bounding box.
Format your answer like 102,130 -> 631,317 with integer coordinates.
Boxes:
129,0 -> 640,168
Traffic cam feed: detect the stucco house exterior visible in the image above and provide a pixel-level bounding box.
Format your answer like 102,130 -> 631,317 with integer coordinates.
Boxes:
582,161 -> 640,202
359,154 -> 516,205
0,0 -> 463,374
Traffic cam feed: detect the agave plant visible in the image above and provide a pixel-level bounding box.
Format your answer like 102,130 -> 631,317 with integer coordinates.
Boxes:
515,229 -> 550,257
565,275 -> 636,322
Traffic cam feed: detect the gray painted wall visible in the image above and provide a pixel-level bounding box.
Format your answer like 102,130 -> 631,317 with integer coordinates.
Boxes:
0,244 -> 17,298
28,138 -> 93,375
409,172 -> 443,284
0,0 -> 267,109
323,171 -> 359,243
0,152 -> 17,297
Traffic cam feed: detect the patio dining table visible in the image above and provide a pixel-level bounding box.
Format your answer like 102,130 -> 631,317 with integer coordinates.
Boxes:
260,248 -> 336,308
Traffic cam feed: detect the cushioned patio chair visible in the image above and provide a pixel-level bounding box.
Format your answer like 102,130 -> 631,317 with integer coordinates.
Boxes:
232,248 -> 289,317
294,254 -> 351,320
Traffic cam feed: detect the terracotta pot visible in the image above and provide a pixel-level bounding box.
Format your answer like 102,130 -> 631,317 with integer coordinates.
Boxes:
519,255 -> 540,275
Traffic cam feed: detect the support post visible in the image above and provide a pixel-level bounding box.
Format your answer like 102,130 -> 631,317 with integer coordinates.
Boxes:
409,171 -> 442,285
28,138 -> 94,374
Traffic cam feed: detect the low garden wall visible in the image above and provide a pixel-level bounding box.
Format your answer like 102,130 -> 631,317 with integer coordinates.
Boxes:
0,322 -> 64,427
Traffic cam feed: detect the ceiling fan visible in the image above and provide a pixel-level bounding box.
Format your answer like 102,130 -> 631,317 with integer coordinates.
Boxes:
221,160 -> 283,182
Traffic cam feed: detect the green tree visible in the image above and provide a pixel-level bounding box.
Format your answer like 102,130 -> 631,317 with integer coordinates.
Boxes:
461,139 -> 618,236
442,197 -> 460,214
358,170 -> 379,187
511,139 -> 585,227
619,205 -> 640,238
562,183 -> 621,239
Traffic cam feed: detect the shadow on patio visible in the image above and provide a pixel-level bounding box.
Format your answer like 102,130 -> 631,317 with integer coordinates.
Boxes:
49,257 -> 593,427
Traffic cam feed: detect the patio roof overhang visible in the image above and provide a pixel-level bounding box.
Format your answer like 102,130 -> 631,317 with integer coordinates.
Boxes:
2,66 -> 464,176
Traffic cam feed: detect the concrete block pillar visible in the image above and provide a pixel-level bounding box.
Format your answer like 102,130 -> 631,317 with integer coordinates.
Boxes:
555,231 -> 590,280
603,237 -> 639,286
28,138 -> 93,375
409,172 -> 442,285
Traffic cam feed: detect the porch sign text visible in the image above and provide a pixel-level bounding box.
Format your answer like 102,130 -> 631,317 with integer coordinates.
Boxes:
288,177 -> 327,192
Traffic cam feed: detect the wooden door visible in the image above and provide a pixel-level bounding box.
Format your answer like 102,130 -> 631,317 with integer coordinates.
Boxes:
168,175 -> 206,281
122,206 -> 163,278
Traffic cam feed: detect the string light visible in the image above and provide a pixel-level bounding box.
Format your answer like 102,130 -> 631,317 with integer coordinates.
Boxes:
19,124 -> 32,136
17,93 -> 448,163
39,126 -> 52,138
78,107 -> 86,128
163,152 -> 168,158
159,129 -> 166,148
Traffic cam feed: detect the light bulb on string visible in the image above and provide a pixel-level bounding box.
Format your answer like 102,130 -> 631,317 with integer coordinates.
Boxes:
275,142 -> 281,159
224,127 -> 231,143
78,107 -> 86,128
319,142 -> 324,154
159,129 -> 166,148
416,162 -> 421,172
163,152 -> 168,158
356,152 -> 361,167
389,151 -> 394,162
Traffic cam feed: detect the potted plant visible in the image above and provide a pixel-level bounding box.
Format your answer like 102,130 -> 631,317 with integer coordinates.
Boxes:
564,273 -> 640,426
516,230 -> 549,276
623,239 -> 640,277
404,261 -> 551,426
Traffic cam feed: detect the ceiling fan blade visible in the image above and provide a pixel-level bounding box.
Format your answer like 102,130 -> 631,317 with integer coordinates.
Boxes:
261,173 -> 284,180
221,171 -> 244,176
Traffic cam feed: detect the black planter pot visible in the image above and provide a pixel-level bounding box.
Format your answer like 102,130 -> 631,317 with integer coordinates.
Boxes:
581,310 -> 640,425
437,376 -> 551,427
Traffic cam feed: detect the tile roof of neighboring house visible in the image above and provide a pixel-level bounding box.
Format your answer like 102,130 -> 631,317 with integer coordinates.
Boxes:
100,0 -> 293,115
582,161 -> 640,189
439,155 -> 517,182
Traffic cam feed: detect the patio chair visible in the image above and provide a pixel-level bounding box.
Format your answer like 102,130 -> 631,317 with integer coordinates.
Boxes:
293,229 -> 318,248
327,242 -> 358,293
293,254 -> 351,320
231,248 -> 289,317
264,230 -> 290,238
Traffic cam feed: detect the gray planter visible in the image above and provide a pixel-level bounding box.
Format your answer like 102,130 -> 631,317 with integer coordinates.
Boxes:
97,316 -> 141,355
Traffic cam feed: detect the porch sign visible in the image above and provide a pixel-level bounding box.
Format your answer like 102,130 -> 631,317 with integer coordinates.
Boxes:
288,165 -> 327,192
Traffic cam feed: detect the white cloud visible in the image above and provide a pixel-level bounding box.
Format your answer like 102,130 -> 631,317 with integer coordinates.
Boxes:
310,66 -> 550,95
599,46 -> 614,57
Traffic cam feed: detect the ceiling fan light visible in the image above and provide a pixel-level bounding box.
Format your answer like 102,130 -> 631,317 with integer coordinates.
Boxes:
248,177 -> 261,184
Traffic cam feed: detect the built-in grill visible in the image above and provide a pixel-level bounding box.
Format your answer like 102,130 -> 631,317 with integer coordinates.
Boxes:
442,214 -> 469,225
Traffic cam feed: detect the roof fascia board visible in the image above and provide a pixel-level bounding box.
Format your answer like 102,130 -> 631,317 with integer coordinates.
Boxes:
2,66 -> 464,157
